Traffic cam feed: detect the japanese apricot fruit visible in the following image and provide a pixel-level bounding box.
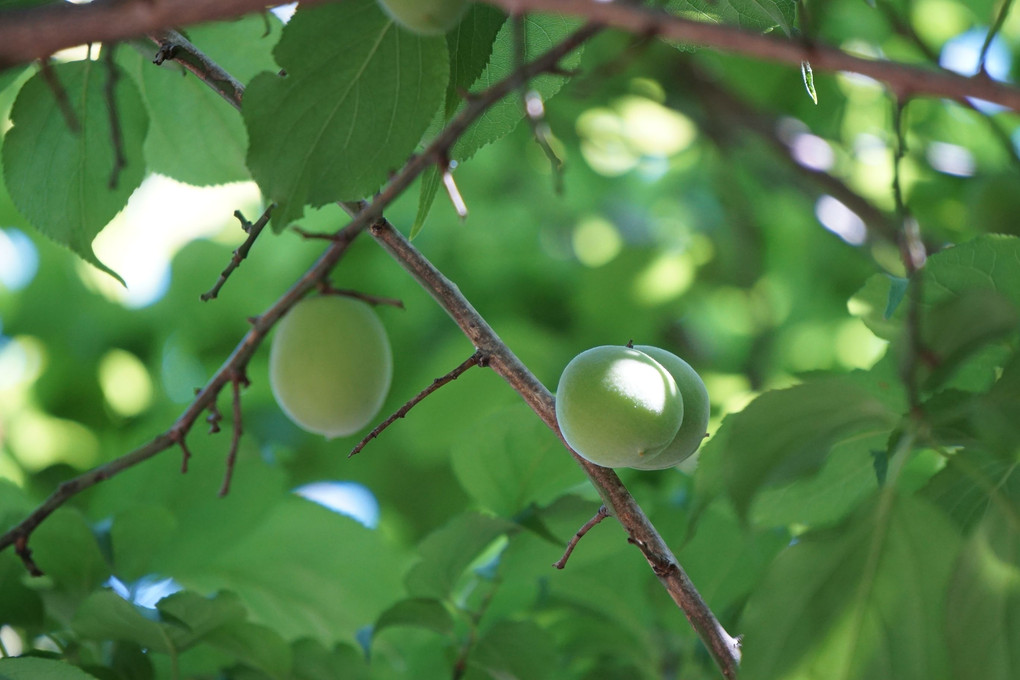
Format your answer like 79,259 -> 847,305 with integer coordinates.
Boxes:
269,296 -> 392,438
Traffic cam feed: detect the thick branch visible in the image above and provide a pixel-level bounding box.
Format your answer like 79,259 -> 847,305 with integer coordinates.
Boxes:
4,0 -> 1020,110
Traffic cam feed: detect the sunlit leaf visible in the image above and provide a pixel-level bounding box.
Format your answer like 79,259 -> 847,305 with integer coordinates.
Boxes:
371,597 -> 454,642
2,59 -> 147,281
740,493 -> 961,680
405,512 -> 514,599
243,0 -> 448,229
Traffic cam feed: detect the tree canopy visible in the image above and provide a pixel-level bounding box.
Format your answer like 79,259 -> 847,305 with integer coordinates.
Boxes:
0,1 -> 1018,679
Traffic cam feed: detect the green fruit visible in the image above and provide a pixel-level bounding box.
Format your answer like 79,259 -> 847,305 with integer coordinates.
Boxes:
630,345 -> 710,469
269,296 -> 392,438
555,346 -> 683,468
376,0 -> 470,35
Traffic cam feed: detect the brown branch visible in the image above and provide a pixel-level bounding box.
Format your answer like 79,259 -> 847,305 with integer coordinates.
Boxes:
350,351 -> 483,457
202,205 -> 274,301
149,28 -> 245,109
553,504 -> 609,569
1,19 -> 745,679
316,282 -> 405,309
219,371 -> 247,497
0,0 -> 332,70
4,0 -> 1020,109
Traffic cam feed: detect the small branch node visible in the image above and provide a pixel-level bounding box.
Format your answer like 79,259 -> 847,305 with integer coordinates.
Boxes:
14,534 -> 43,577
206,397 -> 222,435
553,505 -> 609,569
350,352 -> 481,457
170,428 -> 192,474
152,42 -> 178,65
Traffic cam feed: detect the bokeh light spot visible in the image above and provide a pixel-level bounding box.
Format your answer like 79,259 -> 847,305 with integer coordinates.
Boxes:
98,348 -> 154,418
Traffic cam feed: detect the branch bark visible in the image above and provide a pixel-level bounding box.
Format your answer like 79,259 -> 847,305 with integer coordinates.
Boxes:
0,17 -> 742,678
3,0 -> 1020,110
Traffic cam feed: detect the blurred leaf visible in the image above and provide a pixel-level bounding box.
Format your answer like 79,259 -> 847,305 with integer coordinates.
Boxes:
740,493 -> 961,680
678,500 -> 787,612
178,498 -> 407,645
73,590 -> 174,653
109,504 -> 177,582
973,352 -> 1020,458
945,500 -> 1020,680
0,657 -> 101,679
752,432 -> 885,529
920,289 -> 1018,391
372,597 -> 454,642
452,403 -> 582,517
243,0 -> 447,228
31,509 -> 111,600
405,512 -> 514,599
666,0 -> 797,34
467,620 -> 557,680
2,59 -> 147,282
699,376 -> 896,520
290,639 -> 370,680
0,550 -> 44,628
451,13 -> 582,162
156,590 -> 247,641
205,621 -> 292,680
850,273 -> 907,341
922,449 -> 1020,532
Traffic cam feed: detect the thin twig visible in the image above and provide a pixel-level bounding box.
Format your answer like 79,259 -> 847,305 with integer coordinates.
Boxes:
202,205 -> 275,301
316,282 -> 405,309
513,13 -> 565,193
103,43 -> 126,190
553,505 -> 609,569
350,352 -> 482,457
978,0 -> 1015,74
219,372 -> 247,497
171,429 -> 192,474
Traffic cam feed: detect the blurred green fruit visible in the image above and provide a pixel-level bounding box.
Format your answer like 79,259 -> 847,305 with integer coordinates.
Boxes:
376,0 -> 470,35
631,345 -> 710,469
555,345 -> 683,468
269,296 -> 392,438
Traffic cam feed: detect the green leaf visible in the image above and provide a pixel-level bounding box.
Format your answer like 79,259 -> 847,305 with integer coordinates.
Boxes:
945,501 -> 1020,680
445,4 -> 507,118
73,590 -> 175,653
801,61 -> 818,104
740,493 -> 962,680
452,403 -> 582,517
973,352 -> 1020,458
178,498 -> 407,645
677,500 -> 788,612
243,0 -> 448,229
451,13 -> 582,162
290,639 -> 369,680
700,376 -> 896,520
405,512 -> 514,599
156,590 -> 248,642
0,657 -> 101,680
752,432 -> 885,529
31,509 -> 111,599
0,550 -> 44,628
410,164 -> 442,239
468,620 -> 557,680
666,0 -> 797,34
2,59 -> 147,282
205,621 -> 292,680
372,597 -> 454,642
109,504 -> 177,582
922,449 -> 1020,532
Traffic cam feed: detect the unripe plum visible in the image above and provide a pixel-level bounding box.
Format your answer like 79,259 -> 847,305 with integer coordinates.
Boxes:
630,345 -> 710,469
376,0 -> 470,35
269,296 -> 392,438
555,346 -> 683,469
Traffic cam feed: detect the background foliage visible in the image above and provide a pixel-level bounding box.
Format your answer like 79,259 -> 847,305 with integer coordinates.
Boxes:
1,1 -> 1018,679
